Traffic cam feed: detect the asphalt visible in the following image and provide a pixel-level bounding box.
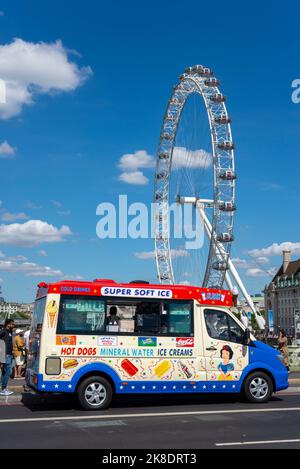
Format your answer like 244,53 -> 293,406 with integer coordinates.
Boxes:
0,381 -> 300,449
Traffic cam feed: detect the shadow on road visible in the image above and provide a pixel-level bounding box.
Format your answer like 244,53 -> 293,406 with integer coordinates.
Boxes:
19,390 -> 285,413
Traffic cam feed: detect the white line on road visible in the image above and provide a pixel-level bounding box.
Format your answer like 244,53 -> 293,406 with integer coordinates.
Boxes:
1,406 -> 300,424
216,438 -> 300,447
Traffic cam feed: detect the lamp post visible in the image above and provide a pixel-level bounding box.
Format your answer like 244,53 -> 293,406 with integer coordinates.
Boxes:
294,308 -> 300,345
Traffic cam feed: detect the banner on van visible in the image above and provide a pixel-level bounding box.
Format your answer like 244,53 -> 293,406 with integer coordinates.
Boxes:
101,287 -> 173,299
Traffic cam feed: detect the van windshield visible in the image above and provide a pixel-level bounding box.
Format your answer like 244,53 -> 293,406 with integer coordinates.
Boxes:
28,296 -> 46,371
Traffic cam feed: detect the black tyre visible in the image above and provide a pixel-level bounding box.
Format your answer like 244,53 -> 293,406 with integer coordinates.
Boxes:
77,376 -> 113,410
243,371 -> 273,403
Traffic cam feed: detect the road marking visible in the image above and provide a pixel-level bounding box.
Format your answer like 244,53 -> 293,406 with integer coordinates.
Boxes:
216,438 -> 300,447
0,406 -> 300,424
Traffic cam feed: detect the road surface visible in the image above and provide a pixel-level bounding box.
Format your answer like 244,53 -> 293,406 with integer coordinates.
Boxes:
0,389 -> 300,449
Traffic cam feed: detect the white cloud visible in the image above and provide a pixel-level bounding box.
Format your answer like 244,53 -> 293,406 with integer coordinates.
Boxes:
119,171 -> 149,185
0,219 -> 72,247
1,212 -> 29,222
25,201 -> 42,210
255,256 -> 270,265
118,150 -> 155,171
134,250 -> 156,260
38,250 -> 47,257
51,200 -> 71,216
0,260 -> 62,277
172,147 -> 211,169
245,268 -> 267,277
63,275 -> 85,280
0,38 -> 92,119
0,141 -> 16,157
248,242 -> 300,258
51,200 -> 63,208
118,150 -> 155,185
246,267 -> 277,278
0,251 -> 62,277
232,257 -> 250,269
134,249 -> 189,260
7,254 -> 28,262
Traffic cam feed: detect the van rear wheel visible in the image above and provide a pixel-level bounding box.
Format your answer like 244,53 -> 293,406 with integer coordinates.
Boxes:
77,376 -> 113,410
243,371 -> 273,403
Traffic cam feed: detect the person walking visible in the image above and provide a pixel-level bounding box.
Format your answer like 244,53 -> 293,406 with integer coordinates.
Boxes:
0,319 -> 15,395
278,329 -> 289,371
13,329 -> 25,379
24,327 -> 30,355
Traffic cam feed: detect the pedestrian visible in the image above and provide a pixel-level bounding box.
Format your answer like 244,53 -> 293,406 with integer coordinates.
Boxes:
24,327 -> 30,354
278,329 -> 289,371
13,329 -> 25,379
0,319 -> 15,395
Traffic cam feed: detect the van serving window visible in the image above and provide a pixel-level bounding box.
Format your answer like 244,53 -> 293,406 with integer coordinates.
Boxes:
57,296 -> 106,334
57,295 -> 193,336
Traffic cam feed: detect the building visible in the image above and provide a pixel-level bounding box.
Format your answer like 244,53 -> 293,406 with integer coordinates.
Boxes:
264,251 -> 300,336
0,300 -> 34,322
242,294 -> 265,313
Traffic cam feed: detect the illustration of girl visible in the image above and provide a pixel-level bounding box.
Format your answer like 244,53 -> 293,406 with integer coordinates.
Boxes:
218,345 -> 234,380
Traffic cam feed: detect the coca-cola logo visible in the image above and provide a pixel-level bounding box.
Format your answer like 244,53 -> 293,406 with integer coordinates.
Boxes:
176,337 -> 194,347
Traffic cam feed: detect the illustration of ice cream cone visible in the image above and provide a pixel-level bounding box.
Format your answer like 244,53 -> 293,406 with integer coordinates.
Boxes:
46,300 -> 58,328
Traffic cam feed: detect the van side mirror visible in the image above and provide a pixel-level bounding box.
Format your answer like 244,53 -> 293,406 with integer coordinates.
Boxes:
242,328 -> 250,345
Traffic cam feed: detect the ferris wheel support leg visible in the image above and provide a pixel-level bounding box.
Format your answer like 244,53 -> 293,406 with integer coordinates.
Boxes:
198,206 -> 233,291
197,205 -> 265,330
226,258 -> 265,329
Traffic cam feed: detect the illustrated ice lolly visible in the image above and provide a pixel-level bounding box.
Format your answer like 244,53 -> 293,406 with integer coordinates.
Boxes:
121,359 -> 138,377
155,360 -> 172,378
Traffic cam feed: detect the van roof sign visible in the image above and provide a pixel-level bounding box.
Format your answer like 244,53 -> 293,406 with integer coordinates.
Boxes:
43,279 -> 233,306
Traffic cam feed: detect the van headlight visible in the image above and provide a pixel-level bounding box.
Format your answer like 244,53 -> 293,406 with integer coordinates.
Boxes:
277,354 -> 285,365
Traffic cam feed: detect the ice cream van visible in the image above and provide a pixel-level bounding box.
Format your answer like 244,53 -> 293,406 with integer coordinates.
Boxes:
26,279 -> 288,410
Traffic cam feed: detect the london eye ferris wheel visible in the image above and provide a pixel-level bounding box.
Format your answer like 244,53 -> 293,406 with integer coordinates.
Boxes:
153,64 -> 265,329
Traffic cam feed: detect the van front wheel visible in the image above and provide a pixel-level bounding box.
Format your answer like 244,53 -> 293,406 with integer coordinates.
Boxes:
77,376 -> 113,410
243,372 -> 273,403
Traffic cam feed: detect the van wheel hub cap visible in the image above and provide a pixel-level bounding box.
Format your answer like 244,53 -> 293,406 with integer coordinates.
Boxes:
249,377 -> 269,399
85,382 -> 106,406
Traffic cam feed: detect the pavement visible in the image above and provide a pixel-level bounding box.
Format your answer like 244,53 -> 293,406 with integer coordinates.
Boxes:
0,392 -> 300,448
0,373 -> 299,449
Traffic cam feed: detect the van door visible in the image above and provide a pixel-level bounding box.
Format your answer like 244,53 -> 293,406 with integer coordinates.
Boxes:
201,308 -> 249,384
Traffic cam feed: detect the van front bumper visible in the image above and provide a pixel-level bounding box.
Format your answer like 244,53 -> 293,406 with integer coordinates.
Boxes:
274,369 -> 289,392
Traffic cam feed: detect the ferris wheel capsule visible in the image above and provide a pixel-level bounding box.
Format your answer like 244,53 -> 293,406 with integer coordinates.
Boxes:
214,114 -> 231,124
161,132 -> 173,140
212,261 -> 228,271
204,78 -> 221,87
158,151 -> 169,160
216,233 -> 235,243
156,170 -> 168,180
210,93 -> 226,103
218,141 -> 235,150
218,201 -> 236,212
218,169 -> 237,180
166,114 -> 178,123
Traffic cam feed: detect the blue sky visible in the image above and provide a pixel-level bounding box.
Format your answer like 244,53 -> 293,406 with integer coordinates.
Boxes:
0,0 -> 299,302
